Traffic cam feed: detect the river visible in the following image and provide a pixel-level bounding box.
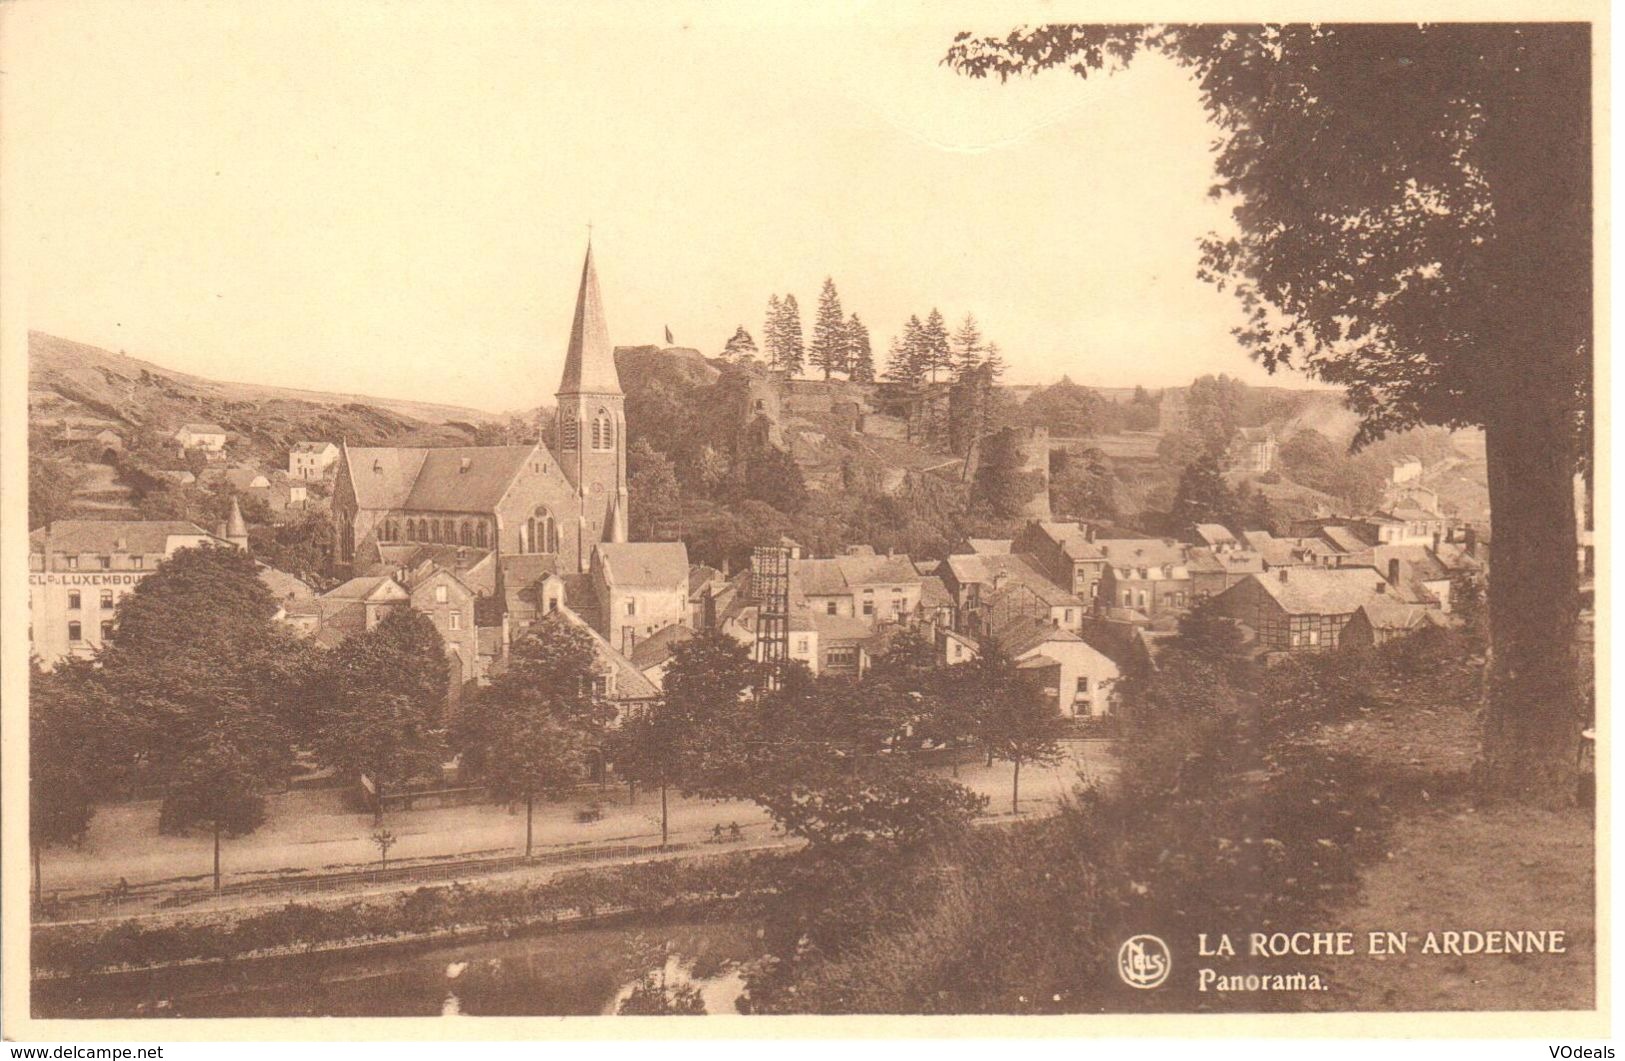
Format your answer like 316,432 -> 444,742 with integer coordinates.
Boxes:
34,918 -> 762,1019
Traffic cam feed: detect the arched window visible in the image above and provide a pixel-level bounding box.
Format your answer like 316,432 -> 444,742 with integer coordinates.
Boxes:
562,417 -> 578,450
441,519 -> 454,542
460,522 -> 472,546
475,521 -> 488,548
594,409 -> 615,451
590,417 -> 602,450
526,507 -> 558,554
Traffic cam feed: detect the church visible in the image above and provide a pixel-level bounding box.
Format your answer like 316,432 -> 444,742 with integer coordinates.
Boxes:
332,242 -> 631,583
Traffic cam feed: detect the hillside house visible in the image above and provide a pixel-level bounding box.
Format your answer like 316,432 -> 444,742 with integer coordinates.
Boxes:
289,441 -> 340,480
174,423 -> 228,452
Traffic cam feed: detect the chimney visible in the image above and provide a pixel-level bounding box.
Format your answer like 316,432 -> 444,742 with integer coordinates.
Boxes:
1085,524 -> 1096,543
1376,580 -> 1387,594
1387,558 -> 1401,586
1279,568 -> 1289,583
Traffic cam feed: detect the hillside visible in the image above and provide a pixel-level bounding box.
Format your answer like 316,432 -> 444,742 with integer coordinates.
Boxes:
29,332 -> 491,465
30,332 -> 497,431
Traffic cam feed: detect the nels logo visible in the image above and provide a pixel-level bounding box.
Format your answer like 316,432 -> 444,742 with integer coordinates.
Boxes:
1117,935 -> 1172,989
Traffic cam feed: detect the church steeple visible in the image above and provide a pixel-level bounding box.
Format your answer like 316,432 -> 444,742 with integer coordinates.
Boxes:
556,241 -> 621,398
554,239 -> 629,558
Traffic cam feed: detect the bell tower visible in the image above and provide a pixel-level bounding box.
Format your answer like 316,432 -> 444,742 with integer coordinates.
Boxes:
556,240 -> 628,566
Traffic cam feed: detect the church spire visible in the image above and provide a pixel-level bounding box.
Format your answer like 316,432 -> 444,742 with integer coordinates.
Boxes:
556,241 -> 621,396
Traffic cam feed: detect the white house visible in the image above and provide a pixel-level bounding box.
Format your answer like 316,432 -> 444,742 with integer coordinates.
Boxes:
289,441 -> 340,480
589,541 -> 691,654
994,615 -> 1123,719
174,423 -> 228,451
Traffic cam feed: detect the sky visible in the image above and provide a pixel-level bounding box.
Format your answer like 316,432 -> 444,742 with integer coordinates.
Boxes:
6,1 -> 1307,415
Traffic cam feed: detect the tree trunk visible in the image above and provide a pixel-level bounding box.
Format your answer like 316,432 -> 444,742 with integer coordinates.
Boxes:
525,796 -> 534,858
660,783 -> 669,848
1011,756 -> 1022,815
213,822 -> 222,894
1479,400 -> 1583,806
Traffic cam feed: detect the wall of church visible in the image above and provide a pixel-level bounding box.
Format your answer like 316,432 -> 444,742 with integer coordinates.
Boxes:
494,454 -> 590,571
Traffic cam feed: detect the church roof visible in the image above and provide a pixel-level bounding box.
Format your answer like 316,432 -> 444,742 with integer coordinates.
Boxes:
557,243 -> 622,396
343,445 -> 540,513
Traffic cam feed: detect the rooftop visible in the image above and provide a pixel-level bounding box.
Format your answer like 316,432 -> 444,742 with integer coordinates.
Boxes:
1240,566 -> 1395,616
342,444 -> 544,513
595,541 -> 690,588
31,520 -> 219,556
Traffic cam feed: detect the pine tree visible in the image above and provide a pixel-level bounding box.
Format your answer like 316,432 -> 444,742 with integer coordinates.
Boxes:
722,326 -> 757,361
952,313 -> 985,380
810,277 -> 848,379
778,294 -> 806,376
763,295 -> 783,369
895,315 -> 928,386
846,313 -> 875,383
922,309 -> 953,384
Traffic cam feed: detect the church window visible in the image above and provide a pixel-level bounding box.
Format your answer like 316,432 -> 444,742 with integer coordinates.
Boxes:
591,417 -> 602,450
442,520 -> 454,542
594,409 -> 615,451
404,520 -> 416,542
475,522 -> 488,548
527,508 -> 558,554
562,418 -> 578,449
460,522 -> 472,546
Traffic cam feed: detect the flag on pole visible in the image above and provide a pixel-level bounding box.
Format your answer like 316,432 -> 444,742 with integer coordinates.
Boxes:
664,325 -> 675,345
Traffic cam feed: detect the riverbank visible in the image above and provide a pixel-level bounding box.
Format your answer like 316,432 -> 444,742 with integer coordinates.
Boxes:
33,849 -> 785,985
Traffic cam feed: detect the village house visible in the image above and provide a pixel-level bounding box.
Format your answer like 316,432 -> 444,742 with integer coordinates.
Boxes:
30,520 -> 223,665
289,441 -> 341,481
1094,538 -> 1193,620
941,552 -> 1086,637
791,552 -> 922,626
1211,565 -> 1421,653
1230,427 -> 1278,473
992,614 -> 1123,719
1342,598 -> 1450,649
628,623 -> 695,690
1186,545 -> 1266,599
588,540 -> 690,654
1012,519 -> 1109,603
1191,522 -> 1243,551
174,422 -> 228,452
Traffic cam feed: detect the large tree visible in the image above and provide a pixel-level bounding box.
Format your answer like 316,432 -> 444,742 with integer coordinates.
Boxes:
949,24 -> 1591,804
777,294 -> 806,376
457,616 -> 610,855
316,609 -> 449,816
810,277 -> 849,379
98,544 -> 310,804
28,659 -> 116,903
846,313 -> 875,383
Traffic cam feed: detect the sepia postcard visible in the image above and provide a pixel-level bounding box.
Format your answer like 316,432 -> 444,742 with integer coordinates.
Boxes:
0,0 -> 1608,1043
